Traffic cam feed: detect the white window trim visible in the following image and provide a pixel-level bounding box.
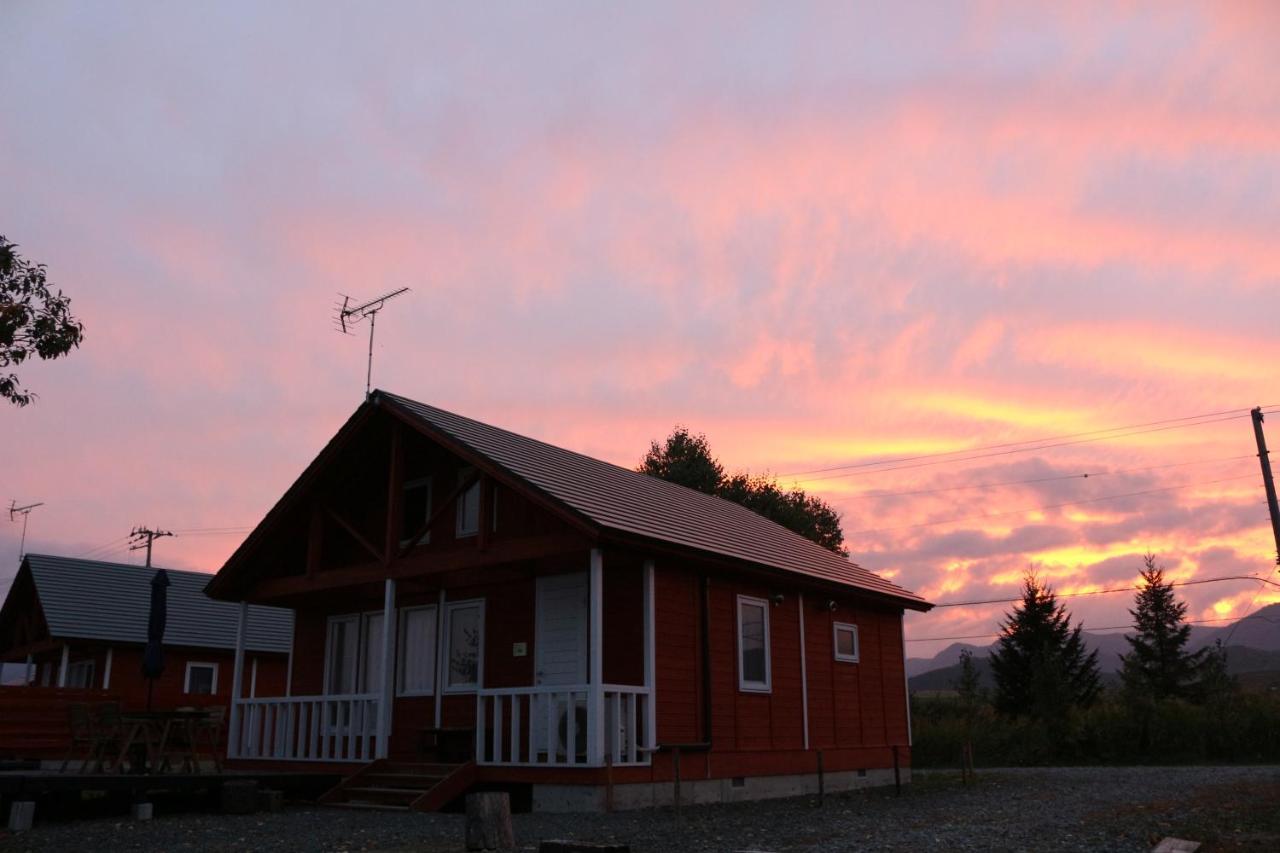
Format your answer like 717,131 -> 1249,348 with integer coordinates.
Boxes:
833,622 -> 860,663
397,604 -> 438,697
184,661 -> 219,695
455,470 -> 481,538
400,476 -> 433,548
736,594 -> 772,693
442,598 -> 485,693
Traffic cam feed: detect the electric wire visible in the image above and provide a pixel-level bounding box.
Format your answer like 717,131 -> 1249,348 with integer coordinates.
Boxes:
782,405 -> 1280,480
905,611 -> 1279,644
846,472 -> 1258,536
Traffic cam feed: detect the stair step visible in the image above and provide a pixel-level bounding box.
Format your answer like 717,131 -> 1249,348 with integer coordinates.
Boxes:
346,786 -> 422,798
330,801 -> 410,812
363,774 -> 448,789
381,762 -> 461,775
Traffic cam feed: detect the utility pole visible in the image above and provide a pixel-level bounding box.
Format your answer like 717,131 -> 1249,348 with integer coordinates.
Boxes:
129,526 -> 174,567
8,501 -> 43,559
1250,407 -> 1280,566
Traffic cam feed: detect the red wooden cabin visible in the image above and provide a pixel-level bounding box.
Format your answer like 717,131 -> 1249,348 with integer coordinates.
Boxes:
205,391 -> 932,811
0,555 -> 292,741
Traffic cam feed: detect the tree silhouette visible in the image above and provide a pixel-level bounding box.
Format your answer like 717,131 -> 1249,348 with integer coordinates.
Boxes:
1120,554 -> 1206,701
640,427 -> 846,553
0,236 -> 84,406
989,572 -> 1100,719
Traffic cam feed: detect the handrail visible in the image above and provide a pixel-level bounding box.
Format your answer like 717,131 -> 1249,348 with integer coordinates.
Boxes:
477,683 -> 648,696
235,693 -> 377,704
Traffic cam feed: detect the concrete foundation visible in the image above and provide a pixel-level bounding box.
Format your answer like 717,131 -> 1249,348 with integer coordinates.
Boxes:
531,767 -> 906,812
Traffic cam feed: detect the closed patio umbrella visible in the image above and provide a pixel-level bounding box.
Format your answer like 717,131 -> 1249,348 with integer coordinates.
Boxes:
141,568 -> 169,710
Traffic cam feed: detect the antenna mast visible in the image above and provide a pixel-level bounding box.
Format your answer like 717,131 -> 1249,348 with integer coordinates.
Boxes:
8,500 -> 43,558
129,526 -> 174,568
333,287 -> 410,396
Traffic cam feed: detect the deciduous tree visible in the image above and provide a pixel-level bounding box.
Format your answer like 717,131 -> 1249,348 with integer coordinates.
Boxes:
0,236 -> 84,406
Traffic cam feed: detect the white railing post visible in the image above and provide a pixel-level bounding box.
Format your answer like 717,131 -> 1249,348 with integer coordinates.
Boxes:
228,602 -> 248,760
378,579 -> 396,759
643,559 -> 656,751
56,644 -> 69,687
103,647 -> 114,691
588,548 -> 604,765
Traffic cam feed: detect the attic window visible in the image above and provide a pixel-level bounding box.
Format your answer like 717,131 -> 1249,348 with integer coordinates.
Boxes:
834,622 -> 860,663
456,468 -> 481,537
401,476 -> 432,547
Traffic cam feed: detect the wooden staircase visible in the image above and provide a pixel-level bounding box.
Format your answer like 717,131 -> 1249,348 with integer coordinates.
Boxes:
320,760 -> 477,812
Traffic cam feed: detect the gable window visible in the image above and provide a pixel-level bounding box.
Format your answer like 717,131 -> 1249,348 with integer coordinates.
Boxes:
456,469 -> 481,537
736,595 -> 771,692
185,662 -> 218,695
398,605 -> 438,695
833,622 -> 860,663
66,659 -> 96,689
400,476 -> 433,547
443,599 -> 484,692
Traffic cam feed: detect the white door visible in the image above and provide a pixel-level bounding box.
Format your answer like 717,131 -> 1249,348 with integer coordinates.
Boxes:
534,572 -> 589,756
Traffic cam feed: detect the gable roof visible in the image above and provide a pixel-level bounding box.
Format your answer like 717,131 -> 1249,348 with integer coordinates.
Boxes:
11,554 -> 292,653
379,392 -> 929,610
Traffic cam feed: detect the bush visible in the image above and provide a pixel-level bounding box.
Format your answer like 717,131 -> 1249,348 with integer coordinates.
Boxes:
910,689 -> 1280,767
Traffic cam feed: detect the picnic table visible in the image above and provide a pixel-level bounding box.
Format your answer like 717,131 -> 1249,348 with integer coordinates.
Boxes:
114,709 -> 217,774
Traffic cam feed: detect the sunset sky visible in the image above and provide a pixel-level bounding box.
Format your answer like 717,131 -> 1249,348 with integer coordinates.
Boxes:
3,2 -> 1279,656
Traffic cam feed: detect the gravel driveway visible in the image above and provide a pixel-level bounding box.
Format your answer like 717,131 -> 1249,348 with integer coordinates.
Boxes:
2,766 -> 1277,852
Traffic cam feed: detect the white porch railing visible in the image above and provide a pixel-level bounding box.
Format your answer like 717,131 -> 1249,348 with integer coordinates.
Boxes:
476,684 -> 651,767
231,694 -> 379,762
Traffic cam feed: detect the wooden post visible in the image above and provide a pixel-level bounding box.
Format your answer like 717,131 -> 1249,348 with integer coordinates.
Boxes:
642,559 -> 656,751
465,792 -> 514,851
228,602 -> 249,760
378,578 -> 397,759
816,749 -> 824,806
284,610 -> 295,697
56,644 -> 69,687
23,653 -> 33,687
588,548 -> 604,766
893,744 -> 901,796
673,746 -> 682,817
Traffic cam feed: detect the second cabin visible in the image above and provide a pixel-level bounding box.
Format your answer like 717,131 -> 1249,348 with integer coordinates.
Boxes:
204,391 -> 932,811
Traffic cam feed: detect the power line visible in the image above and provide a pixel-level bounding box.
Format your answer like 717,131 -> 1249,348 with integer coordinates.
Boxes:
847,472 -> 1258,536
931,573 -> 1280,609
838,454 -> 1256,499
905,611 -> 1279,644
782,406 -> 1280,480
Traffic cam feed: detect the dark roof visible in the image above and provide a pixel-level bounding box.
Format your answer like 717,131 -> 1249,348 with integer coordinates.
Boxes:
381,392 -> 929,609
19,554 -> 292,652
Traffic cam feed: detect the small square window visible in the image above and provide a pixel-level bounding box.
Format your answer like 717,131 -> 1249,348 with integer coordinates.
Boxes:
185,662 -> 218,695
833,622 -> 860,663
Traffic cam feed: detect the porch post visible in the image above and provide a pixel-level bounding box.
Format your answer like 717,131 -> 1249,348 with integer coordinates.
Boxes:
228,601 -> 248,760
433,588 -> 446,728
643,559 -> 657,751
103,647 -> 114,691
588,547 -> 605,765
378,578 -> 397,759
56,643 -> 69,687
24,653 -> 33,687
285,609 -> 295,697
798,592 -> 809,750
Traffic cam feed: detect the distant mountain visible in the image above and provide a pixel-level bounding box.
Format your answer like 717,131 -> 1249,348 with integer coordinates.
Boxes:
906,603 -> 1280,685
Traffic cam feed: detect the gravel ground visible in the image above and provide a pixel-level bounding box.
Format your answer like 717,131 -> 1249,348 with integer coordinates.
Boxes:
2,766 -> 1277,852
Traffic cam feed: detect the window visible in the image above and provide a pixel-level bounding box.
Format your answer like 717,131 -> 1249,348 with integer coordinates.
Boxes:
325,612 -> 389,695
185,662 -> 218,695
66,660 -> 95,689
398,605 -> 438,695
401,476 -> 432,547
833,622 -> 860,663
443,599 -> 484,691
736,595 -> 771,692
456,468 -> 481,537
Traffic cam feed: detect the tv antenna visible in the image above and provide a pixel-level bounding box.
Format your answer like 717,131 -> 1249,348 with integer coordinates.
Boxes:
9,500 -> 43,558
333,287 -> 410,396
129,526 -> 174,568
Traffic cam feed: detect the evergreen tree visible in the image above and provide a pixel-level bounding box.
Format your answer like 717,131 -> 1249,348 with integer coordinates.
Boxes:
1196,638 -> 1236,702
638,426 -> 723,495
989,573 -> 1100,719
1120,554 -> 1206,701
